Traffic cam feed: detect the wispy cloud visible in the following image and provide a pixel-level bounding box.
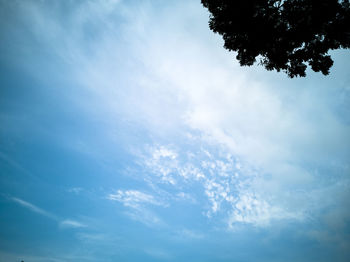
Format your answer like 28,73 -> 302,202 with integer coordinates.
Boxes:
123,208 -> 165,227
108,190 -> 165,208
11,197 -> 58,220
175,192 -> 197,204
108,189 -> 167,227
10,197 -> 87,230
76,232 -> 110,243
60,219 -> 87,228
67,187 -> 83,195
227,192 -> 303,228
177,228 -> 205,240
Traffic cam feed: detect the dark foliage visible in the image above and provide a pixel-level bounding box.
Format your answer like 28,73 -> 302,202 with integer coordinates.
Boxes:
202,0 -> 350,77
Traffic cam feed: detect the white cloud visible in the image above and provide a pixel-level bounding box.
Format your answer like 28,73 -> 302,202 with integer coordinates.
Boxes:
76,232 -> 108,242
60,219 -> 87,228
140,144 -> 307,228
143,146 -> 180,185
152,146 -> 177,160
177,228 -> 205,240
175,192 -> 197,204
143,146 -> 208,186
138,143 -> 322,228
11,197 -> 57,220
124,208 -> 164,227
11,197 -> 88,230
227,192 -> 303,228
108,189 -> 167,226
68,187 -> 83,194
108,190 -> 164,208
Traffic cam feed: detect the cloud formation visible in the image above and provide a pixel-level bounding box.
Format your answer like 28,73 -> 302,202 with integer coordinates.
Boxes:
60,219 -> 87,228
139,145 -> 306,228
4,0 -> 349,234
108,190 -> 166,227
11,197 -> 57,220
11,197 -> 87,230
1,0 -> 349,260
108,190 -> 165,208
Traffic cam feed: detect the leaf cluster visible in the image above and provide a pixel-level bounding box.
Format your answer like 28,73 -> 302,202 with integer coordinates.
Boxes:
202,0 -> 350,77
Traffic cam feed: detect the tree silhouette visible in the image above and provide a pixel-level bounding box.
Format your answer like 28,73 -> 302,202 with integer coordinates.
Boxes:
202,0 -> 350,77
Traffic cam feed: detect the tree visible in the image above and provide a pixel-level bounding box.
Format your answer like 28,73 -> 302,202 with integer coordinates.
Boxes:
201,0 -> 350,77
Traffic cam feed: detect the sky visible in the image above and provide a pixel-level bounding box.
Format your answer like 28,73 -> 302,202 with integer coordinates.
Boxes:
0,0 -> 349,261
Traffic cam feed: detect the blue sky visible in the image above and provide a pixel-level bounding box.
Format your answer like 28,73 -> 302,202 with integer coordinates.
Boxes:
0,0 -> 350,261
